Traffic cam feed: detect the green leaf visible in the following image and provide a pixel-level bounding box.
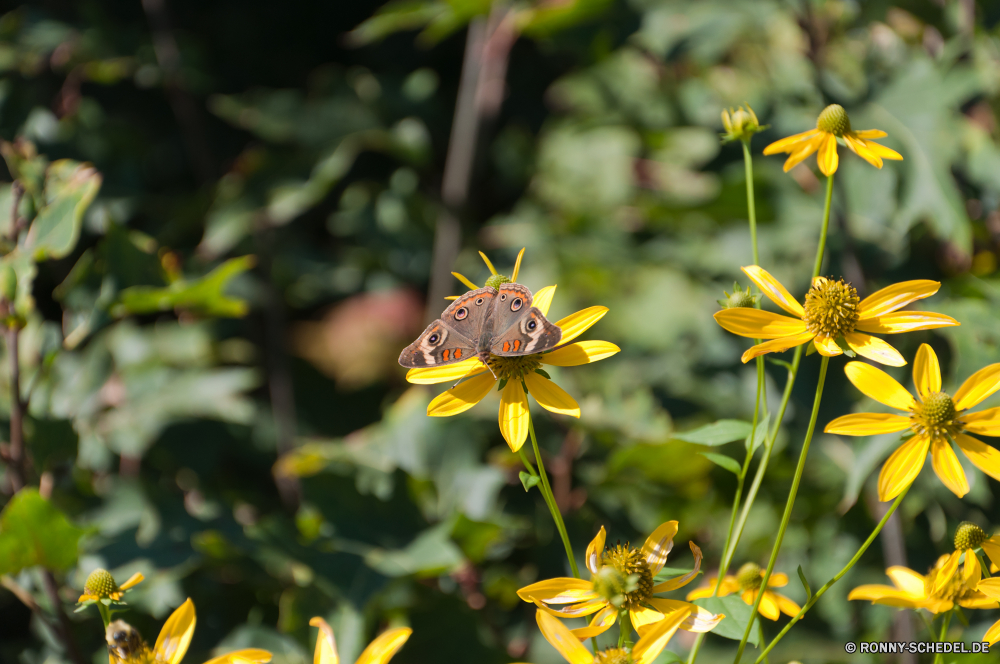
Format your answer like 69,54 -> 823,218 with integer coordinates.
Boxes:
363,523 -> 464,577
672,420 -> 752,446
113,255 -> 255,318
24,160 -> 102,260
693,596 -> 759,646
797,565 -> 812,604
519,471 -> 540,492
653,566 -> 696,583
745,414 -> 770,454
0,489 -> 86,575
699,452 -> 742,475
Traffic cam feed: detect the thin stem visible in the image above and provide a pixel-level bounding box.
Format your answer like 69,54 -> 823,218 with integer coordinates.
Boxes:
757,621 -> 770,664
934,611 -> 952,664
742,140 -> 759,266
6,327 -> 24,491
733,356 -> 830,664
918,611 -> 937,641
98,601 -> 112,629
527,411 -> 580,578
618,610 -> 633,648
812,174 -> 835,278
754,485 -> 910,662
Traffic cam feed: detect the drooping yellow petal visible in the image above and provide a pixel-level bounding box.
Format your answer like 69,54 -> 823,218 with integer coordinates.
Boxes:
554,306 -> 607,344
844,332 -> 905,367
767,573 -> 788,588
511,248 -> 525,282
981,538 -> 1000,569
886,567 -> 925,595
741,331 -> 815,363
535,610 -> 594,664
740,266 -> 805,317
202,649 -> 273,664
782,137 -> 823,172
825,413 -> 911,436
533,285 -> 557,318
309,617 -> 338,664
631,606 -> 690,664
642,598 -> 723,634
479,251 -> 498,275
154,598 -> 196,664
931,553 -> 961,597
878,435 -> 930,501
569,605 -> 617,639
542,341 -> 619,366
427,373 -> 495,416
743,589 -> 779,620
961,407 -> 1000,436
985,618 -> 1000,646
930,438 -> 969,497
857,280 -> 940,319
712,308 -> 808,339
954,433 -> 1000,482
843,134 -> 882,168
355,628 -> 412,664
817,133 -> 839,176
772,592 -> 800,617
954,363 -> 1000,410
652,541 -> 702,592
979,578 -> 1000,600
407,358 -> 487,385
585,527 -> 606,575
912,344 -> 941,398
861,139 -> 903,160
843,361 -> 915,410
812,335 -> 842,357
848,583 -> 923,608
119,572 -> 144,591
534,598 -> 608,618
763,129 -> 821,155
685,581 -> 717,601
517,578 -> 600,605
499,380 -> 530,451
855,312 -> 959,335
524,372 -> 580,418
853,129 -> 888,139
640,521 -> 678,575
452,272 -> 480,291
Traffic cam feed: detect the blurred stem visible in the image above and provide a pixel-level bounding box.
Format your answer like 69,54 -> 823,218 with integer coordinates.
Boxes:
934,611 -> 952,664
526,410 -> 579,578
97,602 -> 112,629
757,621 -> 770,664
919,611 -> 937,641
742,140 -> 759,265
753,485 -> 910,662
812,174 -> 835,278
6,326 -> 24,492
618,610 -> 633,648
733,355 -> 829,664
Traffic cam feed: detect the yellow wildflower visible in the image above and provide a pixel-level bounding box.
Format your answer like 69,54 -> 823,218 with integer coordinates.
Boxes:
825,344 -> 1000,500
721,104 -> 767,144
763,104 -> 902,176
517,522 -> 723,639
714,266 -> 958,366
686,562 -> 800,621
78,568 -> 144,603
310,616 -> 411,664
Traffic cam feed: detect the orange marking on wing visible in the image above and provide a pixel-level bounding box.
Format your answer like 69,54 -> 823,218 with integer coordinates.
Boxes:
503,341 -> 511,352
442,349 -> 450,361
454,348 -> 462,359
513,339 -> 521,351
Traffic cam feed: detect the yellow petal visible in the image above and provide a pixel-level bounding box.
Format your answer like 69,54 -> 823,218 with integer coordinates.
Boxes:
479,251 -> 498,275
961,407 -> 1000,436
740,266 -> 805,317
685,582 -> 717,601
981,538 -> 1000,569
773,592 -> 800,617
843,361 -> 915,410
763,129 -> 821,155
741,331 -> 815,363
930,438 -> 969,497
203,650 -> 273,664
855,312 -> 959,335
844,134 -> 882,168
640,521 -> 678,575
813,335 -> 843,357
844,332 -> 905,367
309,617 -> 338,664
954,363 -> 1000,410
847,584 -> 922,608
931,553 -> 961,597
862,139 -> 903,160
542,341 -> 619,366
853,129 -> 888,139
979,578 -> 1000,601
954,433 -> 1000,482
119,572 -> 144,591
985,618 -> 1000,646
878,435 -> 930,501
511,248 -> 525,282
524,372 -> 580,418
535,610 -> 594,664
154,598 -> 196,664
712,308 -> 808,339
407,358 -> 487,385
499,380 -> 530,451
631,605 -> 690,664
554,306 -> 606,344
643,598 -> 724,634
585,527 -> 606,575
355,628 -> 412,664
747,589 -> 779,621
817,133 -> 839,176
569,605 -> 617,639
825,413 -> 911,436
427,373 -> 495,416
517,578 -> 600,605
533,285 -> 557,318
652,541 -> 702,592
912,344 -> 941,398
767,573 -> 788,588
452,272 -> 479,291
536,598 -> 608,618
886,567 -> 925,595
858,280 -> 940,319
782,138 -> 823,172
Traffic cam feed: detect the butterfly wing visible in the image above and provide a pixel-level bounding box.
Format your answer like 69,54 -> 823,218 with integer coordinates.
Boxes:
398,287 -> 496,367
489,283 -> 562,356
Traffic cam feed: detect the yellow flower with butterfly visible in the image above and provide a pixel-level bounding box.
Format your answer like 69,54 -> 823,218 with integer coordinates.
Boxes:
400,249 -> 618,451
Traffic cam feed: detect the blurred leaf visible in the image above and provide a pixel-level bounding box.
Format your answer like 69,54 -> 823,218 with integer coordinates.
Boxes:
519,471 -> 540,491
113,255 -> 255,318
699,452 -> 741,475
24,160 -> 101,260
672,420 -> 752,446
693,595 -> 758,646
797,565 -> 812,604
363,523 -> 464,577
0,489 -> 85,575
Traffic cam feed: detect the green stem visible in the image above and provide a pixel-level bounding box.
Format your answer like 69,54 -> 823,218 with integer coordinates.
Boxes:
526,409 -> 580,578
753,485 -> 910,662
97,601 -> 111,629
733,356 -> 830,664
812,175 -> 835,278
618,610 -> 633,648
742,140 -> 760,266
757,620 -> 770,664
934,611 -> 953,664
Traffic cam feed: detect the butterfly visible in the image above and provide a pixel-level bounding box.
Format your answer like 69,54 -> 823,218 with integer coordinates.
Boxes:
398,283 -> 562,372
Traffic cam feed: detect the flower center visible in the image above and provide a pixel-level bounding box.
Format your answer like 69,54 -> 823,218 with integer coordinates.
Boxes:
488,355 -> 542,382
954,521 -> 988,551
909,391 -> 961,440
485,273 -> 512,289
594,648 -> 633,664
816,104 -> 851,136
802,277 -> 860,339
85,568 -> 120,599
736,562 -> 763,591
600,544 -> 653,609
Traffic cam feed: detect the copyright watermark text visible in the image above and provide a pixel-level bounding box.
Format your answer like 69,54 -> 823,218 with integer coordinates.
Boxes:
844,641 -> 990,654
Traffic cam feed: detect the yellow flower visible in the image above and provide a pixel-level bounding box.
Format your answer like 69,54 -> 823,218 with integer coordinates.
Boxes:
721,104 -> 767,144
762,104 -> 902,176
685,562 -> 800,621
309,616 -> 411,664
78,568 -> 144,603
713,266 -> 958,366
517,522 -> 724,639
527,607 -> 690,664
824,344 -> 1000,500
107,598 -> 272,664
407,250 -> 619,451
848,552 -> 995,615
977,578 -> 1000,645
